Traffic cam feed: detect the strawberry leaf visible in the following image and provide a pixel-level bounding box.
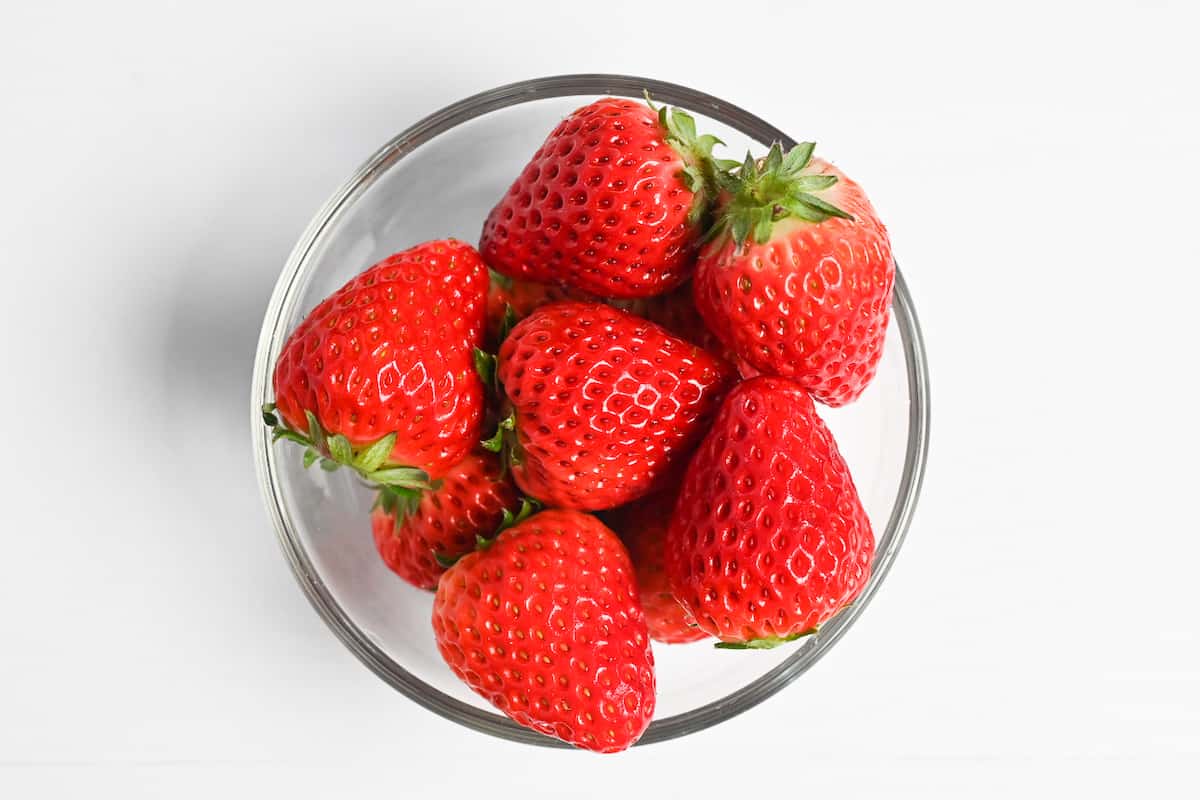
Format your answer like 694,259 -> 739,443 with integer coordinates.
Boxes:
304,411 -> 326,454
487,267 -> 512,292
368,467 -> 433,490
763,142 -> 784,174
790,174 -> 838,192
707,140 -> 850,247
481,412 -> 514,453
377,484 -> 424,528
793,192 -> 853,220
782,142 -> 815,173
498,304 -> 519,343
782,198 -> 827,224
473,347 -> 496,389
327,434 -> 353,465
499,496 -> 541,533
670,109 -> 697,143
731,214 -> 751,248
353,433 -> 396,474
740,151 -> 758,181
272,428 -> 310,447
752,208 -> 773,245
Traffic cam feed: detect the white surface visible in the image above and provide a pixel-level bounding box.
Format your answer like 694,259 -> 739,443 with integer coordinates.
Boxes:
1,1 -> 1197,797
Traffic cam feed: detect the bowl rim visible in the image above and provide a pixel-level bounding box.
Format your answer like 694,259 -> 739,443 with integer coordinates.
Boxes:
251,73 -> 930,748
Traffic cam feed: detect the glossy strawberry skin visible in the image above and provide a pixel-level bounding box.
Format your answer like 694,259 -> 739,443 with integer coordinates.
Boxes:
272,239 -> 487,478
665,377 -> 874,644
694,159 -> 894,407
371,451 -> 516,590
485,274 -> 718,356
431,510 -> 655,753
485,273 -> 590,348
607,493 -> 708,644
621,282 -> 724,356
480,98 -> 700,299
498,301 -> 735,511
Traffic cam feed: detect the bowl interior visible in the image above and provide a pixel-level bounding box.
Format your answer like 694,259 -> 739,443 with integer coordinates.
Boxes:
254,78 -> 927,747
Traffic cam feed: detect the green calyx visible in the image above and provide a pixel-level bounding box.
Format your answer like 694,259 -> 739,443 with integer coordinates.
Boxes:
473,347 -> 498,393
373,483 -> 425,530
487,267 -> 513,292
261,403 -> 435,492
473,346 -> 514,457
714,626 -> 819,650
474,347 -> 523,475
709,141 -> 853,250
480,409 -> 523,478
497,305 -> 519,344
646,91 -> 740,228
434,495 -> 542,568
480,411 -> 514,453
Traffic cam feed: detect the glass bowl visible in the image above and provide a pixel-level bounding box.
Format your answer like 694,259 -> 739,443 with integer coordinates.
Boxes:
250,74 -> 930,748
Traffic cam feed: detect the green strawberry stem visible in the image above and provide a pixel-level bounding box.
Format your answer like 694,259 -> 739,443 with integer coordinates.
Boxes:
713,626 -> 819,650
645,91 -> 740,228
708,141 -> 854,250
261,403 -> 436,492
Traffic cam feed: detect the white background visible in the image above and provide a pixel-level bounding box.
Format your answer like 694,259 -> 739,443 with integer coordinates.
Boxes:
2,1 -> 1198,796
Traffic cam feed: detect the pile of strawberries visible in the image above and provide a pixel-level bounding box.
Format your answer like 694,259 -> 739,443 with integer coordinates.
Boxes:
263,95 -> 894,753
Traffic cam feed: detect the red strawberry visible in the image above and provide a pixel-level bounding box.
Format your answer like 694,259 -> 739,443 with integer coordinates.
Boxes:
495,300 -> 735,511
621,281 -> 723,355
694,144 -> 894,406
485,269 -> 590,347
607,493 -> 707,644
371,451 -> 517,590
665,376 -> 874,647
480,96 -> 733,299
265,239 -> 487,485
432,509 -> 655,753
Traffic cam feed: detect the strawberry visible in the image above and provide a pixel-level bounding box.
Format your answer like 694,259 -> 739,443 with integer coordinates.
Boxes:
264,239 -> 488,487
485,269 -> 590,348
371,451 -> 517,590
480,96 -> 734,299
485,270 -> 718,356
664,376 -> 874,647
431,509 -> 655,753
493,300 -> 735,511
694,144 -> 894,406
606,492 -> 707,644
621,281 -> 723,356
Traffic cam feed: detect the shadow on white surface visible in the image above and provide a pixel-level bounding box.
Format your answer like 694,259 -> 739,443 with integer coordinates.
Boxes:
152,77 -> 486,641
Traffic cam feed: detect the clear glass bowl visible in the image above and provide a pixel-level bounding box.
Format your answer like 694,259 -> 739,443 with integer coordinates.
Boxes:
250,74 -> 930,748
